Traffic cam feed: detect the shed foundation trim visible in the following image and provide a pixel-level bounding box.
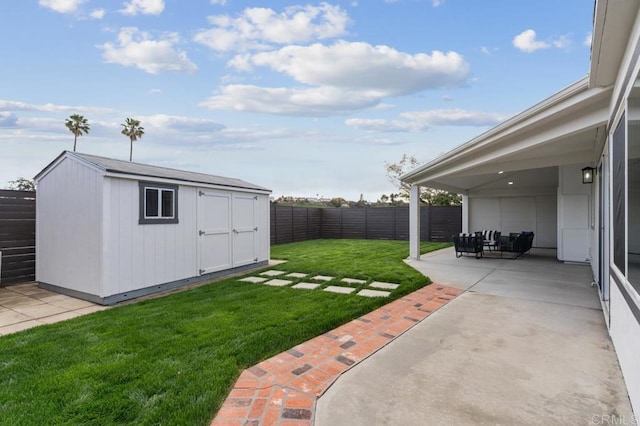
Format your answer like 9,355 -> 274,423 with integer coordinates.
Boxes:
38,260 -> 268,305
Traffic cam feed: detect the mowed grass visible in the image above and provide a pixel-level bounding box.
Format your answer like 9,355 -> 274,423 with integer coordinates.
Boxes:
0,239 -> 450,425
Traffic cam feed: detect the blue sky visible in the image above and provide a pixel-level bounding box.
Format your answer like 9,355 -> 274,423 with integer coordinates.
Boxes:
1,0 -> 593,200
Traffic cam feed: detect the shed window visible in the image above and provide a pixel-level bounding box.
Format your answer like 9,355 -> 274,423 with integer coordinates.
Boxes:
139,182 -> 178,224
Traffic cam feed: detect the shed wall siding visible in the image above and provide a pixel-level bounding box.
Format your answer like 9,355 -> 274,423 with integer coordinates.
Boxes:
103,178 -> 197,295
36,157 -> 103,294
256,194 -> 270,262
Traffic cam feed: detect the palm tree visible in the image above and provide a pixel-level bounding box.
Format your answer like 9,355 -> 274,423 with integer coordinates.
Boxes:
121,118 -> 145,161
65,114 -> 90,152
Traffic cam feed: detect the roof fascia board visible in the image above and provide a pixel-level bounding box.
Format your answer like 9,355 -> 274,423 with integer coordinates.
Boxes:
103,171 -> 272,194
402,81 -> 609,183
589,0 -> 608,87
34,151 -> 106,182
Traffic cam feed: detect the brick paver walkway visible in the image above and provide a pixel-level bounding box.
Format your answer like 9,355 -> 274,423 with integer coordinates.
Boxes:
211,284 -> 462,426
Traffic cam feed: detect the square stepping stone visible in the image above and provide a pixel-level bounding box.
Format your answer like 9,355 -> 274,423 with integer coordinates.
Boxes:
357,289 -> 391,298
311,275 -> 334,281
260,270 -> 286,277
286,272 -> 308,278
341,278 -> 367,285
369,281 -> 400,290
264,279 -> 293,287
324,286 -> 356,294
292,282 -> 321,290
239,276 -> 268,283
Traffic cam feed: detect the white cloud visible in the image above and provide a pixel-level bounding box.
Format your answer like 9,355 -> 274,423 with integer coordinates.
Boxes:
513,29 -> 550,53
401,109 -> 507,126
0,112 -> 18,128
200,85 -> 380,116
235,42 -> 469,95
345,118 -> 428,132
142,114 -> 225,133
513,29 -> 573,53
432,0 -> 444,7
120,0 -> 164,16
552,35 -> 571,49
148,88 -> 162,94
39,0 -> 86,14
374,103 -> 395,110
99,27 -> 198,74
0,99 -> 115,114
205,42 -> 469,116
90,9 -> 106,19
346,108 -> 508,132
194,3 -> 349,52
210,0 -> 226,4
584,32 -> 592,47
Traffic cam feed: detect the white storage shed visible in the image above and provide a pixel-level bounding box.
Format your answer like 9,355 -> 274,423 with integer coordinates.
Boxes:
34,151 -> 271,305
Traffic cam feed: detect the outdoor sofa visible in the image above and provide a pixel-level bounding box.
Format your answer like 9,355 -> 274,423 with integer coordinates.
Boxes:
453,231 -> 535,259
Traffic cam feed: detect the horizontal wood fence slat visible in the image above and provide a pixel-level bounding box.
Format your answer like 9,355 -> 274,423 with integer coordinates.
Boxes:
270,205 -> 461,245
0,190 -> 36,286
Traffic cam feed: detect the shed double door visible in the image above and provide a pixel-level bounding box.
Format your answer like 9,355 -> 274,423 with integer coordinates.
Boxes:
197,189 -> 258,275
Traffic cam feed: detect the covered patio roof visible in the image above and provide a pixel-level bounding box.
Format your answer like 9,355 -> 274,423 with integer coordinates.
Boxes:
401,77 -> 612,194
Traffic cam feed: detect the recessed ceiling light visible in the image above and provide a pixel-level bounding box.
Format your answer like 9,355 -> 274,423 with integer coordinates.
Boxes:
498,171 -> 504,174
508,181 -> 514,185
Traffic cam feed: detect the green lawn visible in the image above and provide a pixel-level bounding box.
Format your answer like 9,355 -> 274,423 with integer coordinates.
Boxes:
0,239 -> 449,425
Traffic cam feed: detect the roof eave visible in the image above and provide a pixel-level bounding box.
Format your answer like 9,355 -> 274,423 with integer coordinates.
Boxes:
401,77 -> 603,184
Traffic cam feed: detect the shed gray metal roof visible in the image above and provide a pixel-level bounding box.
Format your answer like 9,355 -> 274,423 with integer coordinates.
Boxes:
49,151 -> 270,192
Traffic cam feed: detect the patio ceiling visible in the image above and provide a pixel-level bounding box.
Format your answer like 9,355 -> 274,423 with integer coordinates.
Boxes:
402,78 -> 612,194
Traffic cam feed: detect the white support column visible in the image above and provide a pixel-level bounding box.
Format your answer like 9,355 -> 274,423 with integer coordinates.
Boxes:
462,194 -> 469,233
409,184 -> 421,259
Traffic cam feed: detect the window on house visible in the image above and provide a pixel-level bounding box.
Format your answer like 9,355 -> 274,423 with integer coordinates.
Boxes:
612,114 -> 626,275
629,96 -> 640,291
139,182 -> 178,224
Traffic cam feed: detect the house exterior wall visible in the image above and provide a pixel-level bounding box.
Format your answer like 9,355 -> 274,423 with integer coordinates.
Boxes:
36,157 -> 103,295
102,177 -> 198,297
610,281 -> 640,414
558,164 -> 592,263
467,194 -> 557,248
603,5 -> 640,415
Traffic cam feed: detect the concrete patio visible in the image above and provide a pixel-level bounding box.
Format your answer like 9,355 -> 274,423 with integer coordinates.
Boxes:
316,247 -> 634,425
0,282 -> 108,336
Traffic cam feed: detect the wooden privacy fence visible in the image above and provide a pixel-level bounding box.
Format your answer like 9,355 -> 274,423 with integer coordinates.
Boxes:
0,190 -> 36,285
270,205 -> 461,245
0,195 -> 459,285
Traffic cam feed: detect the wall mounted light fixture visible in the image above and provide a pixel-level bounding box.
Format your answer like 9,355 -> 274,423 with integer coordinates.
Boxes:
582,166 -> 595,184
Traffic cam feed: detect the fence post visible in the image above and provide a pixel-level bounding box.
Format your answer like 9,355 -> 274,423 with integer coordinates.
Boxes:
364,207 -> 368,239
272,204 -> 276,244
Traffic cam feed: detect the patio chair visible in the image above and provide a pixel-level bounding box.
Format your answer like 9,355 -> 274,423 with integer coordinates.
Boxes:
498,232 -> 535,259
453,233 -> 484,259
